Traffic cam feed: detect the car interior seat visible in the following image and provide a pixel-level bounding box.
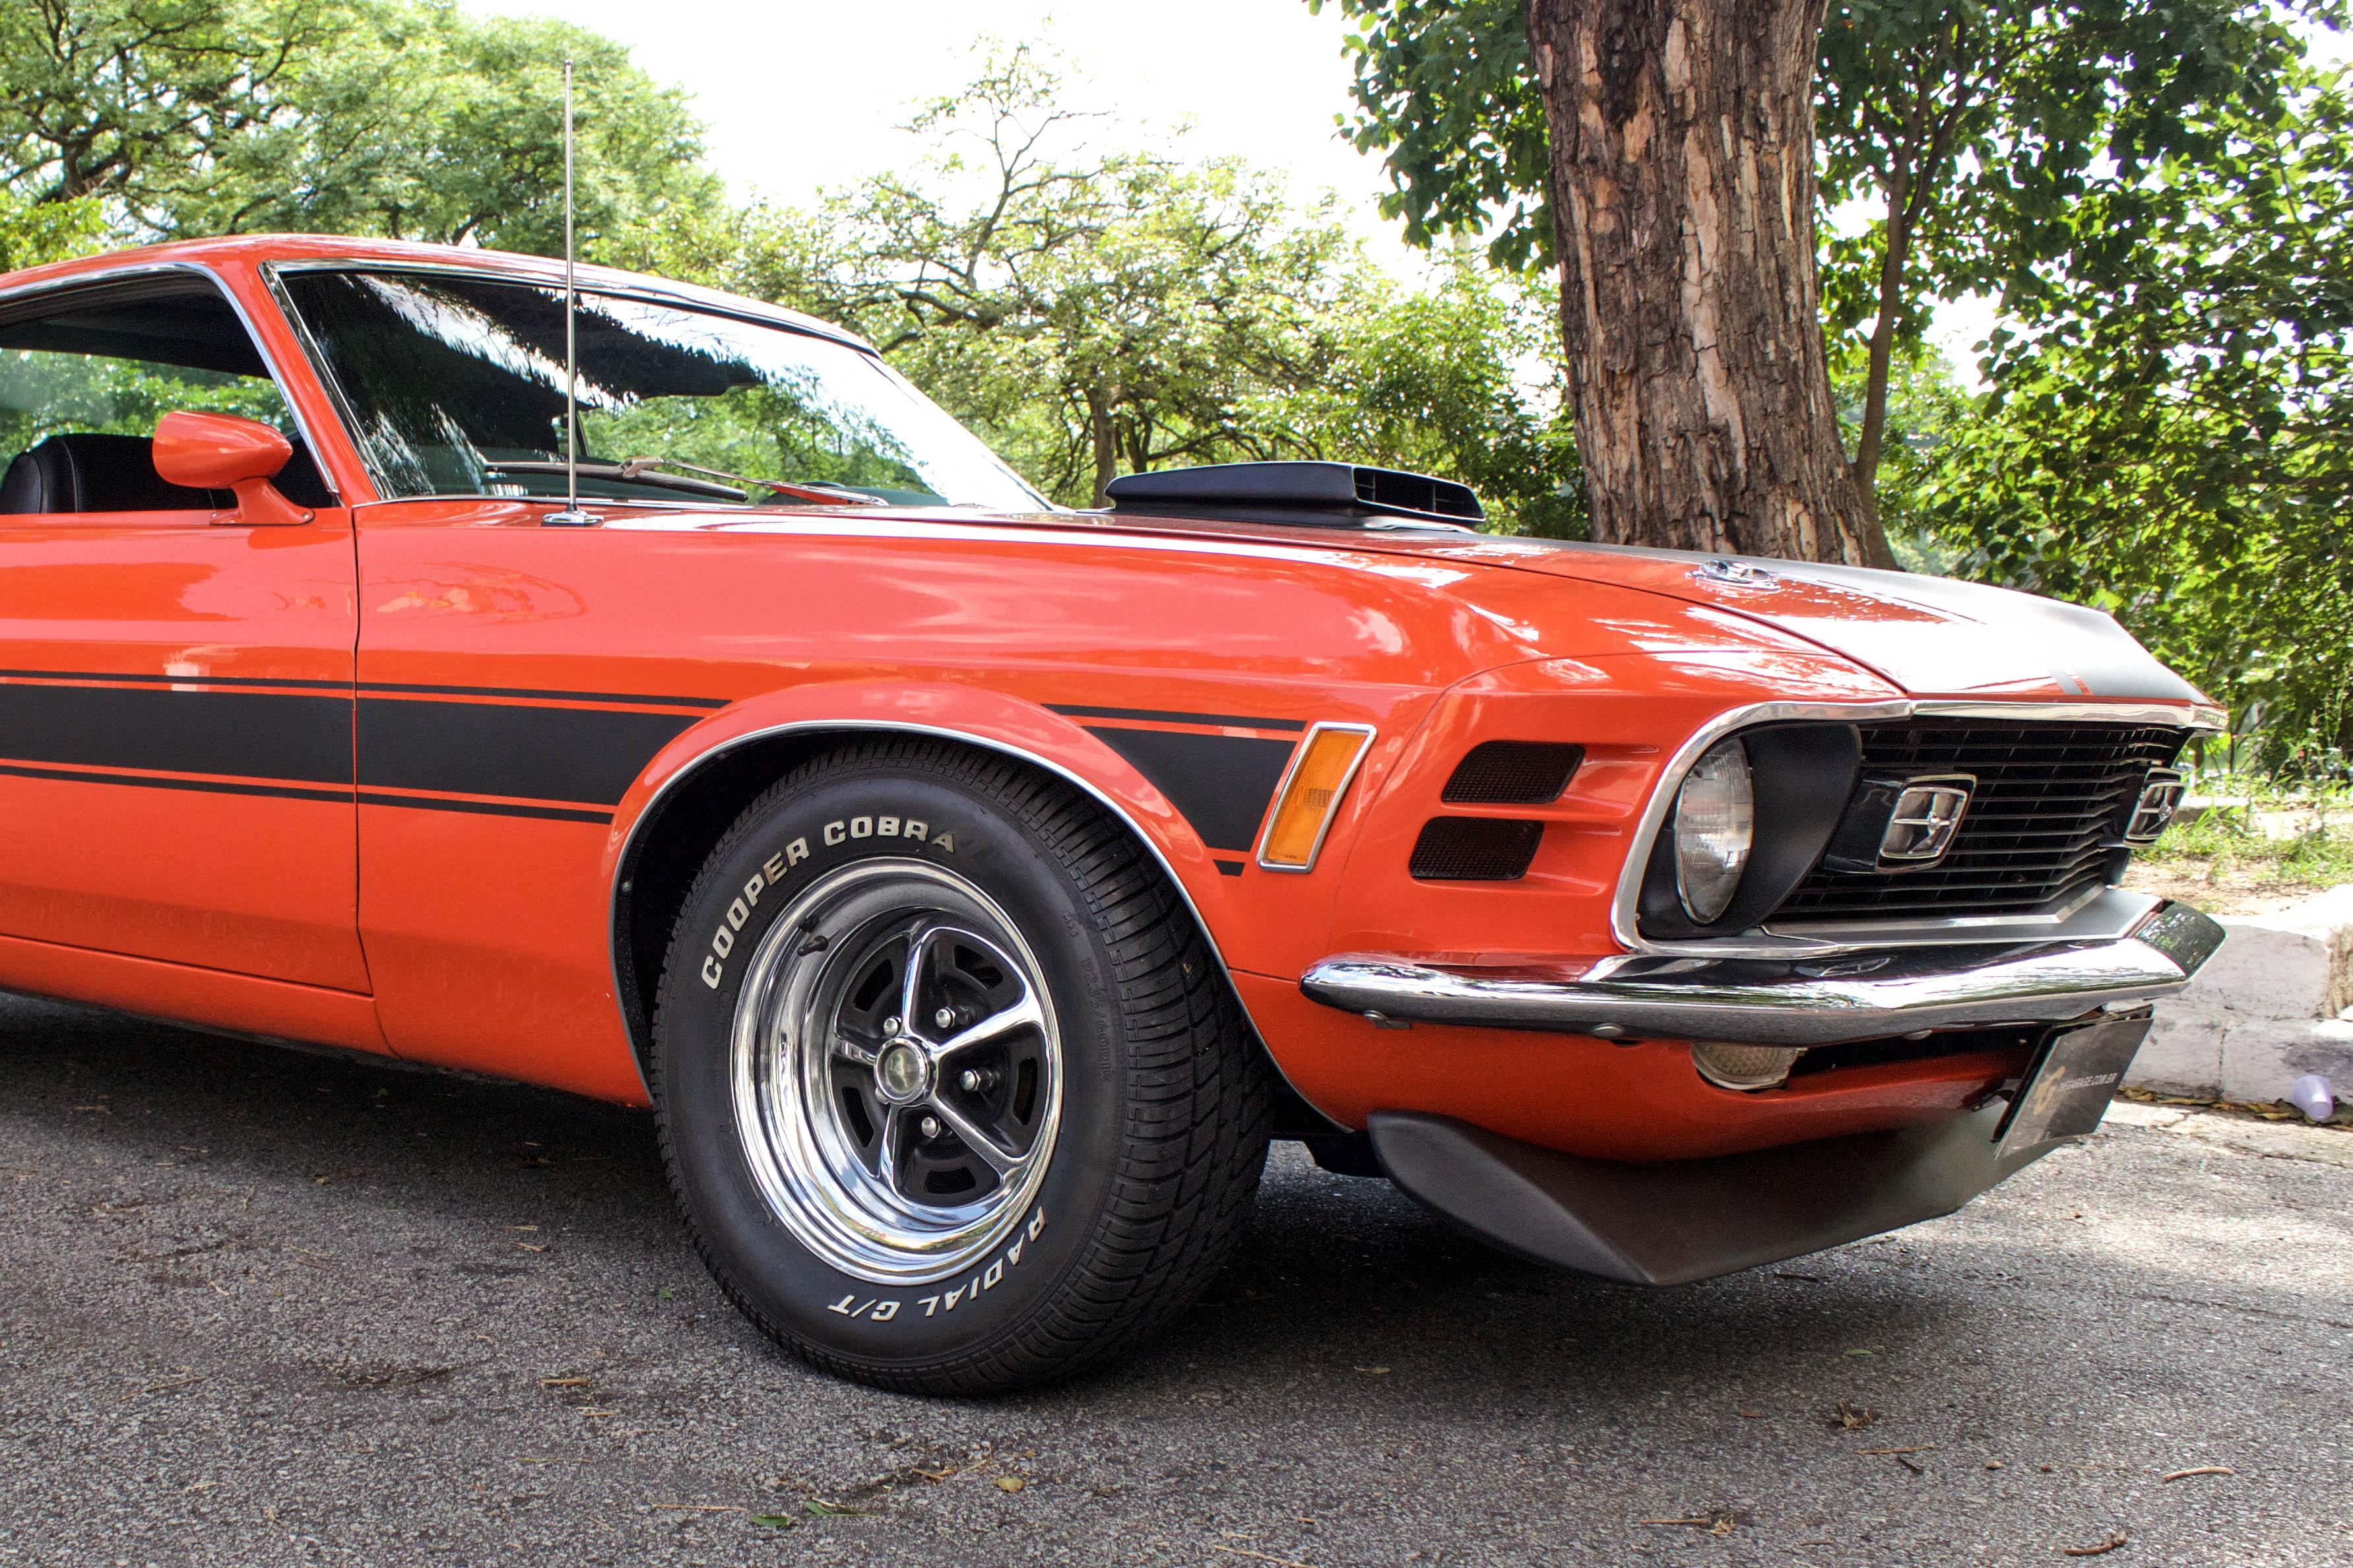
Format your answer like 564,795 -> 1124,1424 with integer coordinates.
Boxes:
0,431 -> 335,516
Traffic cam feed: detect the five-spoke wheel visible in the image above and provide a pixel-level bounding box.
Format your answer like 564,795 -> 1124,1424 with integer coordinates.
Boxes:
732,861 -> 1062,1284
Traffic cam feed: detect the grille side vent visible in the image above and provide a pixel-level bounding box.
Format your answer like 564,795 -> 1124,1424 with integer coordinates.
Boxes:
1440,741 -> 1584,804
1410,817 -> 1543,881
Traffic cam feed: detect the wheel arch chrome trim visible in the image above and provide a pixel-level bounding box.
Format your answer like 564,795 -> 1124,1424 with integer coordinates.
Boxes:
1608,699 -> 2226,960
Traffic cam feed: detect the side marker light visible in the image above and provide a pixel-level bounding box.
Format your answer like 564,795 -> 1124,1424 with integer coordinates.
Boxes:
1257,723 -> 1376,871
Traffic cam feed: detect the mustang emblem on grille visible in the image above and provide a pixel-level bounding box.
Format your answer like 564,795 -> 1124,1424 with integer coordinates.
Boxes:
1877,777 -> 1975,864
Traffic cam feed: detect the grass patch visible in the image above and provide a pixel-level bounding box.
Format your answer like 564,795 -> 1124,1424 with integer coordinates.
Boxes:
2131,777 -> 2353,899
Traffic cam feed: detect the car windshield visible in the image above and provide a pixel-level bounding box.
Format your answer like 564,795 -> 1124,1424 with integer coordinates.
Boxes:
278,269 -> 1047,511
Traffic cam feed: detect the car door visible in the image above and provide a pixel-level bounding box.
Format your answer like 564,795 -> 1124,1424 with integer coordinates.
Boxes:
0,273 -> 366,992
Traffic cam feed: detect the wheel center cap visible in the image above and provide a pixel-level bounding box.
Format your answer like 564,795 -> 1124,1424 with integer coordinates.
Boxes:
876,1042 -> 929,1104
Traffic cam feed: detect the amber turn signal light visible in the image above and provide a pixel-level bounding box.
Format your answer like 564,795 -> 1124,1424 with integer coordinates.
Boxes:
1257,723 -> 1376,871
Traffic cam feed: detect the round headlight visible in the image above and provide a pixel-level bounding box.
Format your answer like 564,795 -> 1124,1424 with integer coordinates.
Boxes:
1673,739 -> 1754,924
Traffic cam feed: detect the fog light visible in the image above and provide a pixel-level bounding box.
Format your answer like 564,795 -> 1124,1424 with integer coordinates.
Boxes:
1673,739 -> 1753,923
1692,1041 -> 1805,1092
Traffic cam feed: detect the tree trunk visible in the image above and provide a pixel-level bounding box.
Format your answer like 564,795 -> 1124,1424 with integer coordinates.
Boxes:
1085,385 -> 1118,507
1850,149 -> 1913,497
1526,0 -> 1895,567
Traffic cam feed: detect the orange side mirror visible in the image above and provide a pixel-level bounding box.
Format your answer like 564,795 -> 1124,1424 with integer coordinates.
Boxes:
153,411 -> 315,526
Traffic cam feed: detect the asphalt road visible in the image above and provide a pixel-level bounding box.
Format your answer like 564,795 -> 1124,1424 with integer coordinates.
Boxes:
1,992 -> 2348,1568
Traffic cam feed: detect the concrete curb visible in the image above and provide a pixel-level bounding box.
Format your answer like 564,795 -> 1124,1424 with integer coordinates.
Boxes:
2133,885 -> 2353,1102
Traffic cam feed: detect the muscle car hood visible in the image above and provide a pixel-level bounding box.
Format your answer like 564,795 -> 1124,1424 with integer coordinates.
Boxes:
1049,513 -> 2211,708
672,503 -> 2209,709
1469,540 -> 2211,705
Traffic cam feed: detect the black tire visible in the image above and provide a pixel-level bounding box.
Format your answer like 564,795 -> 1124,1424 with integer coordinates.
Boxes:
651,737 -> 1272,1394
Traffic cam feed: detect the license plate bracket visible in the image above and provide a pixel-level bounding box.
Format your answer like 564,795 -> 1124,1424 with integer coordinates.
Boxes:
1992,1013 -> 2152,1158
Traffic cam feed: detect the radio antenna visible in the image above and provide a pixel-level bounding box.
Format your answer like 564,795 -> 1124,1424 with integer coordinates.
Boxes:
562,59 -> 579,511
549,58 -> 596,526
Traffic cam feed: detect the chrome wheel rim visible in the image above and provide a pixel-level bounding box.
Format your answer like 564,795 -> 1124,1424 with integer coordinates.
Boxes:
728,859 -> 1063,1285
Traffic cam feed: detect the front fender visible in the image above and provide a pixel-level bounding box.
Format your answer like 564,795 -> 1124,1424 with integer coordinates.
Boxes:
603,680 -> 1246,949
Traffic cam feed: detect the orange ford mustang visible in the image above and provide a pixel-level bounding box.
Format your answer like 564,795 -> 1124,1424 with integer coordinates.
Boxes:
0,236 -> 2222,1392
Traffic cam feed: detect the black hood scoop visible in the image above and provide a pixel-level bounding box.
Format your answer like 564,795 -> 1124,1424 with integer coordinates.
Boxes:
1103,462 -> 1484,529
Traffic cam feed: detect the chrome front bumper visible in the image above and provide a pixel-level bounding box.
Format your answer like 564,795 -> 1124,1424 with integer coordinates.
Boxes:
1300,900 -> 2227,1048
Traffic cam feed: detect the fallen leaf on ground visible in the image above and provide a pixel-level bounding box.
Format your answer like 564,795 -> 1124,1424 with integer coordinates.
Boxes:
2063,1530 -> 2129,1557
2162,1466 -> 2235,1482
748,1513 -> 796,1528
805,1498 -> 868,1516
1735,1409 -> 1764,1418
1831,1402 -> 1878,1430
1352,1365 -> 1391,1375
1208,1548 -> 1316,1568
994,1475 -> 1025,1493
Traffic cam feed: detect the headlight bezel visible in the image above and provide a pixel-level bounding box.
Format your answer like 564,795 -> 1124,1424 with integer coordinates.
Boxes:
1634,721 -> 1863,940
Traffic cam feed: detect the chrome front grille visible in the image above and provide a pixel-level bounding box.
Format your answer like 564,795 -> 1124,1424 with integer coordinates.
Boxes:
1771,720 -> 2191,922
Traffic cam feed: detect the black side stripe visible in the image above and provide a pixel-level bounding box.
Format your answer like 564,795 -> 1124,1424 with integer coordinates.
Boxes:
358,792 -> 612,824
0,760 -> 348,803
1085,726 -> 1295,854
356,697 -> 696,806
1048,703 -> 1306,732
0,681 -> 349,783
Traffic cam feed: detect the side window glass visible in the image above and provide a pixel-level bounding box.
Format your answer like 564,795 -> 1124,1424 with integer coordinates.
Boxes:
0,284 -> 328,516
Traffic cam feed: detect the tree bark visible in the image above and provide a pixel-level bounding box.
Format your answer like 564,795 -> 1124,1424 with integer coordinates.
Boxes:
1526,0 -> 1895,566
1085,384 -> 1118,507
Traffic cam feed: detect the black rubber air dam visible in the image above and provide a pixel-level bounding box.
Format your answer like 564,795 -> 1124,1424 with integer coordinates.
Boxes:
1366,1106 -> 2053,1286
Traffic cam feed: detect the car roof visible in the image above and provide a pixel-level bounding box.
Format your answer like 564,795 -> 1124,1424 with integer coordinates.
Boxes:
0,234 -> 878,356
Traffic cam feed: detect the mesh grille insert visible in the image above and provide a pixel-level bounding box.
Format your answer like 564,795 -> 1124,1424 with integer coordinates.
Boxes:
1409,817 -> 1544,881
1772,720 -> 2188,922
1441,741 -> 1584,804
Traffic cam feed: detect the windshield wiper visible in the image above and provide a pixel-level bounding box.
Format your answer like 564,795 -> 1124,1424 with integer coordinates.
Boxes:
484,455 -> 892,507
482,458 -> 744,501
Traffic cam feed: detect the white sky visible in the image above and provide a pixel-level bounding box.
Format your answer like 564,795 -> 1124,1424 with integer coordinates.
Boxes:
456,0 -> 1422,267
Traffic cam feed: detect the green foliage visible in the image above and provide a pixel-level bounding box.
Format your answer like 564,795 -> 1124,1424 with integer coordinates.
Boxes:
676,47 -> 1572,517
1277,253 -> 1583,536
1815,1 -> 2329,360
1305,0 -> 1551,271
0,0 -> 719,253
2133,787 -> 2353,893
1828,339 -> 1970,568
0,191 -> 108,272
0,351 -> 290,462
1908,69 -> 2353,773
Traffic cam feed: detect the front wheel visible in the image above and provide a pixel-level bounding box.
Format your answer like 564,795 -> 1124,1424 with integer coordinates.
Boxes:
651,739 -> 1272,1393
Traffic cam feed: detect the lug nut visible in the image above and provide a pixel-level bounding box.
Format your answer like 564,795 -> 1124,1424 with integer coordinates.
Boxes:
882,1016 -> 901,1036
935,1007 -> 957,1030
960,1069 -> 984,1093
919,1114 -> 943,1140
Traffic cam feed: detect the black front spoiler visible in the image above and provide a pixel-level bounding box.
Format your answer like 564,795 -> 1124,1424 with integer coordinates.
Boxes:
1367,1103 -> 2055,1286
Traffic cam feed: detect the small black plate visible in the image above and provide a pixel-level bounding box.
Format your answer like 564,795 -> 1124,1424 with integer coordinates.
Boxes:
1993,1013 -> 2152,1158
